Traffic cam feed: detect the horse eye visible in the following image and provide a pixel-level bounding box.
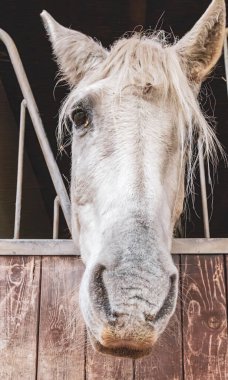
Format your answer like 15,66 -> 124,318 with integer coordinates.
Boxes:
72,108 -> 90,129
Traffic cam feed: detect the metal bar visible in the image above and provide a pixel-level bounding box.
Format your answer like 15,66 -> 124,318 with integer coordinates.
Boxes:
0,29 -> 71,233
53,196 -> 60,239
198,139 -> 210,238
14,100 -> 26,239
0,239 -> 227,256
224,29 -> 228,97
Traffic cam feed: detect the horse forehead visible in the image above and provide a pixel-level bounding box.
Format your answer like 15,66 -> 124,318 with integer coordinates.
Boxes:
78,38 -> 169,96
96,93 -> 173,134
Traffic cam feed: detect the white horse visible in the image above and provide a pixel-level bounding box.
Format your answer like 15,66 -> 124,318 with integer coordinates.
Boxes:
41,0 -> 225,358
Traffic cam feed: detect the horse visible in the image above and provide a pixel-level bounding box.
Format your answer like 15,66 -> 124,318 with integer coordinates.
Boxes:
41,0 -> 226,358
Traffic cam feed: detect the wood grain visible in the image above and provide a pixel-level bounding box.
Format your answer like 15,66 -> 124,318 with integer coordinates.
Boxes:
0,256 -> 40,379
226,255 -> 228,296
182,255 -> 228,380
226,254 -> 228,374
37,257 -> 85,380
135,255 -> 183,380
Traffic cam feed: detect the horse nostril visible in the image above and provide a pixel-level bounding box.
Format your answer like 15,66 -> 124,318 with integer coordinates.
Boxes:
90,264 -> 112,317
93,264 -> 106,286
145,273 -> 178,324
170,273 -> 177,286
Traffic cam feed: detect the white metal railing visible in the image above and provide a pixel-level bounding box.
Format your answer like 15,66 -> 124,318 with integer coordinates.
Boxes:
224,29 -> 228,97
0,29 -> 227,255
0,28 -> 71,234
53,196 -> 60,239
14,99 -> 26,239
198,138 -> 210,238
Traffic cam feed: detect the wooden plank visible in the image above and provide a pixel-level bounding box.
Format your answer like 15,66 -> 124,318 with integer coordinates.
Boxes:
226,255 -> 228,294
37,257 -> 85,380
0,256 -> 40,379
135,255 -> 183,380
0,239 -> 79,256
172,239 -> 228,255
182,255 -> 228,380
86,335 -> 134,380
224,254 -> 228,373
1,238 -> 228,256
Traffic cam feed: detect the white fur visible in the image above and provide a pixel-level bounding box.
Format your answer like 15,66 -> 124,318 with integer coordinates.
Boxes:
41,0 -> 226,358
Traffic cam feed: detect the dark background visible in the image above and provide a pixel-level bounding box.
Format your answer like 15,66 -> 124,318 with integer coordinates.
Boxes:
0,0 -> 228,238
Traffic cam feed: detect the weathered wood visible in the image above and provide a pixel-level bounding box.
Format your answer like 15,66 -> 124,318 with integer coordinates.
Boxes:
182,255 -> 228,380
226,254 -> 228,364
86,336 -> 133,380
37,257 -> 85,380
1,238 -> 228,256
135,255 -> 183,380
226,255 -> 228,293
0,256 -> 40,379
172,239 -> 228,255
0,239 -> 79,256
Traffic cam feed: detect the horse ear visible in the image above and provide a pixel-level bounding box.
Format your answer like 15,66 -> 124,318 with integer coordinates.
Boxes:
175,0 -> 226,83
40,11 -> 107,86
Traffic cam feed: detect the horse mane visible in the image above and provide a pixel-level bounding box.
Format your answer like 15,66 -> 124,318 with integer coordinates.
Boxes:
58,31 -> 224,197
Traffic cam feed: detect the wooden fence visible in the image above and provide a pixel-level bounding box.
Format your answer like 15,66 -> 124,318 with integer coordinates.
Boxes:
0,254 -> 227,379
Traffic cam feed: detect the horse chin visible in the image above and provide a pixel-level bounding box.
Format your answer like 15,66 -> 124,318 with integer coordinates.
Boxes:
87,329 -> 153,359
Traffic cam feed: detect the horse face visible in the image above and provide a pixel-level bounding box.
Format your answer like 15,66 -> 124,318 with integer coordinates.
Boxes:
70,88 -> 181,358
42,0 -> 225,358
